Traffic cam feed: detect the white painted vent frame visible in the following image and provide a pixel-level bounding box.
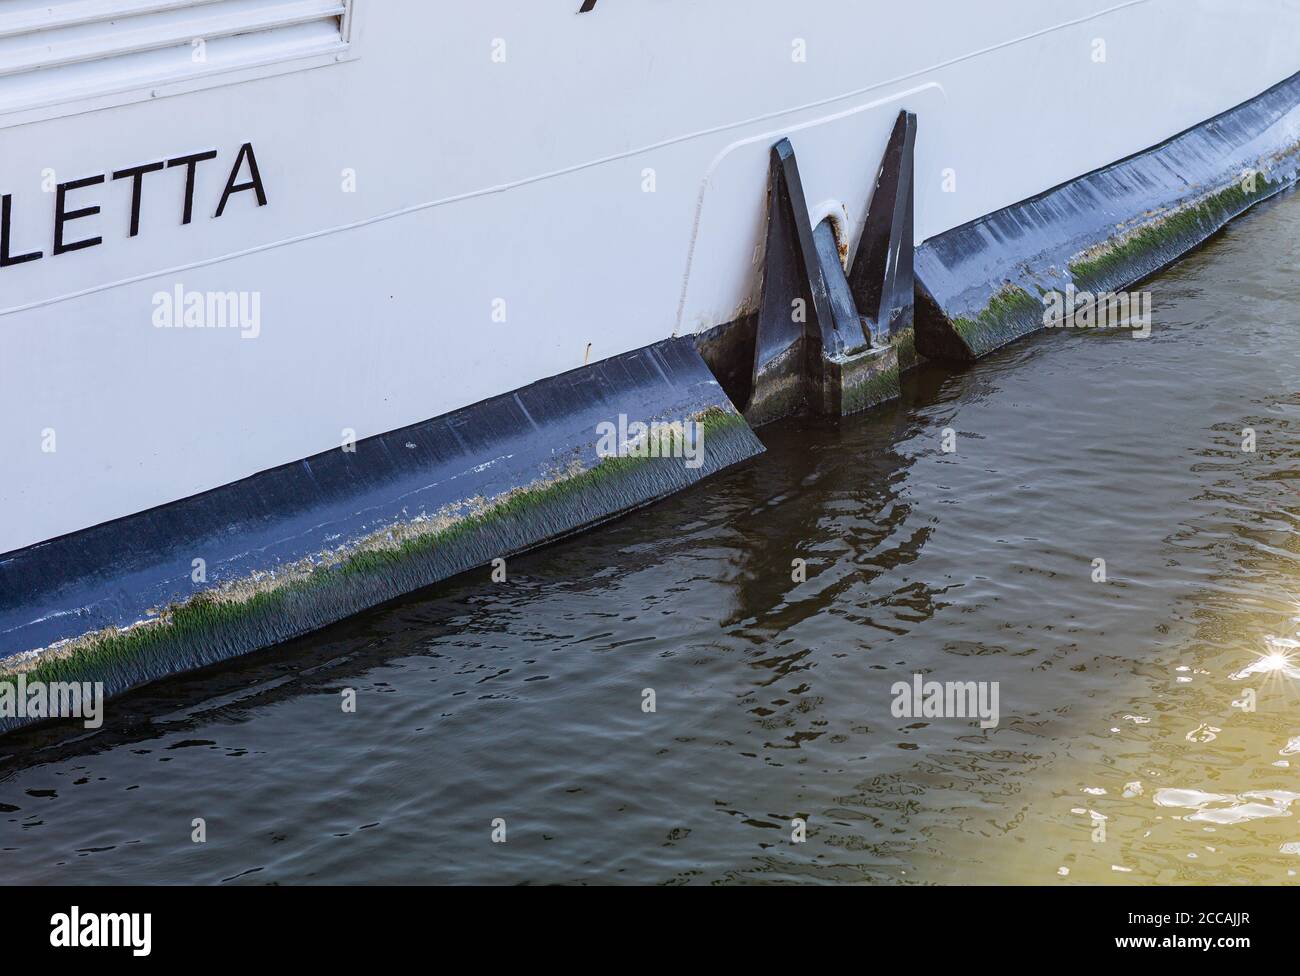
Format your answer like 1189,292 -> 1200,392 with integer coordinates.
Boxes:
0,0 -> 361,128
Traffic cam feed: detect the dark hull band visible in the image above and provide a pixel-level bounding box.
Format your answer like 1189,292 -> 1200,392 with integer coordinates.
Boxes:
0,339 -> 762,732
914,71 -> 1300,361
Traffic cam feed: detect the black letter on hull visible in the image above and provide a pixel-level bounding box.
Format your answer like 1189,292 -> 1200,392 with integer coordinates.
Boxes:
54,175 -> 106,255
167,150 -> 218,225
215,143 -> 268,218
1,194 -> 42,267
112,161 -> 166,237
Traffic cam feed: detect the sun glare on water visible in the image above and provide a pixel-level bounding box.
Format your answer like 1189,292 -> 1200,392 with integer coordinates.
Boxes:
1230,634 -> 1300,682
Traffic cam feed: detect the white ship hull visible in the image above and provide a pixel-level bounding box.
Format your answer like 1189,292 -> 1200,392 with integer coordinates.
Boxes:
2,0 -> 1299,726
2,0 -> 1297,552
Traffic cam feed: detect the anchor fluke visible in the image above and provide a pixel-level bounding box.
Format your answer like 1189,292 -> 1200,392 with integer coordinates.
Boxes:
743,139 -> 819,428
850,110 -> 917,368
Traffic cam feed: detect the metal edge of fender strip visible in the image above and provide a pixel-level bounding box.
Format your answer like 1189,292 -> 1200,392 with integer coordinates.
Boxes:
0,338 -> 764,734
913,71 -> 1300,362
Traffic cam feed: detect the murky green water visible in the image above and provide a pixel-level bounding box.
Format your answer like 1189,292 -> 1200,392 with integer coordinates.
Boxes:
2,191 -> 1298,885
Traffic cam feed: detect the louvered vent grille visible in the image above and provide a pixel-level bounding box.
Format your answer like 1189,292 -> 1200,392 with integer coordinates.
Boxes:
0,0 -> 351,115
